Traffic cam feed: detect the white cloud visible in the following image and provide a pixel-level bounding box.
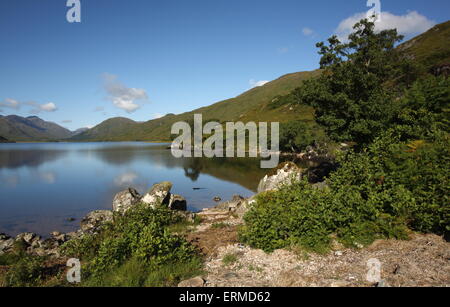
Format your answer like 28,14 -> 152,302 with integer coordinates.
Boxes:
0,98 -> 20,109
0,98 -> 58,113
39,172 -> 56,184
152,113 -> 164,119
102,73 -> 148,113
40,102 -> 57,112
249,79 -> 269,88
335,11 -> 435,41
302,27 -> 315,36
114,172 -> 138,187
28,101 -> 58,114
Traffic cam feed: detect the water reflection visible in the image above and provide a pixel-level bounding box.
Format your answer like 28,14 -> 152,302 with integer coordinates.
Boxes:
0,142 -> 268,236
0,148 -> 67,169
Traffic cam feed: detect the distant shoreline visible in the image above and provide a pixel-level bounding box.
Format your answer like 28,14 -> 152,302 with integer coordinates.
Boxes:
3,140 -> 171,144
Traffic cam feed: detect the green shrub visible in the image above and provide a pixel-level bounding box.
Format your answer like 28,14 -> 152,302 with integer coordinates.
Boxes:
63,204 -> 199,285
240,129 -> 449,253
240,181 -> 336,253
4,256 -> 46,287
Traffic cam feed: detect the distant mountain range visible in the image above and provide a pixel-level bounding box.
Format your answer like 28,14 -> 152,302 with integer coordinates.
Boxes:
2,20 -> 449,143
0,115 -> 87,142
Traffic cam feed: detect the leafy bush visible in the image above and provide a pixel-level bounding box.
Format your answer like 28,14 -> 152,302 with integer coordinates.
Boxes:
62,204 -> 199,285
279,121 -> 326,152
395,75 -> 450,141
240,181 -> 336,253
240,129 -> 449,252
4,256 -> 46,287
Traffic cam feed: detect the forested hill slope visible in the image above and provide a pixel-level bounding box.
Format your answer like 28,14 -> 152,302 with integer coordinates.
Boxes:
72,70 -> 321,141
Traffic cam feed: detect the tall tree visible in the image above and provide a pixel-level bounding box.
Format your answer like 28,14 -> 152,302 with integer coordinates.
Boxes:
300,19 -> 415,146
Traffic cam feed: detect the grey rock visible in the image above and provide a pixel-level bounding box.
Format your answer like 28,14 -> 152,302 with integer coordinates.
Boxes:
54,233 -> 68,243
51,231 -> 62,237
178,276 -> 205,287
80,210 -> 113,233
15,232 -> 41,245
215,195 -> 245,211
168,194 -> 187,211
235,196 -> 257,219
174,211 -> 197,223
257,162 -> 303,193
0,233 -> 11,241
0,238 -> 14,255
112,188 -> 141,214
142,182 -> 172,208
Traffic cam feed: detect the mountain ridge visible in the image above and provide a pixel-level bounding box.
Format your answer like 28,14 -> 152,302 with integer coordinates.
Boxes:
0,115 -> 77,141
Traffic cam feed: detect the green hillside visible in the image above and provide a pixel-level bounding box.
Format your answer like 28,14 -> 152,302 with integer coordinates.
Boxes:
74,70 -> 320,142
398,20 -> 450,69
70,117 -> 138,141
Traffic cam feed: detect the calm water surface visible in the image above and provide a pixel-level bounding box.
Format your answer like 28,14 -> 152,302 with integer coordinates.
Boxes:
0,142 -> 267,236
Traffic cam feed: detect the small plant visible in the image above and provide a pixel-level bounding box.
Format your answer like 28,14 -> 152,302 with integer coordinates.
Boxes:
222,253 -> 238,266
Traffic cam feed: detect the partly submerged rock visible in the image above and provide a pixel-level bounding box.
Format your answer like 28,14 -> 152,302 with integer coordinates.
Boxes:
142,181 -> 172,208
257,162 -> 303,193
80,210 -> 113,233
168,194 -> 187,211
112,188 -> 142,214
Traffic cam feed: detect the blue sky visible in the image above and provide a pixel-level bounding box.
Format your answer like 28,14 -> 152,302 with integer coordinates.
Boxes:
0,0 -> 449,130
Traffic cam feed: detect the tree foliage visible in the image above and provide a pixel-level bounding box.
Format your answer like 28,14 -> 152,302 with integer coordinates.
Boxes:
299,19 -> 421,145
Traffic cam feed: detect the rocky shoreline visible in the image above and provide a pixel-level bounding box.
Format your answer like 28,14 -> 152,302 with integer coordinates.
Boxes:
0,162 -> 304,264
1,161 -> 449,287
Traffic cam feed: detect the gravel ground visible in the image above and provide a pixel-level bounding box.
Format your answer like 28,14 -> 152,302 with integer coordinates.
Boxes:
192,207 -> 450,287
203,234 -> 450,287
